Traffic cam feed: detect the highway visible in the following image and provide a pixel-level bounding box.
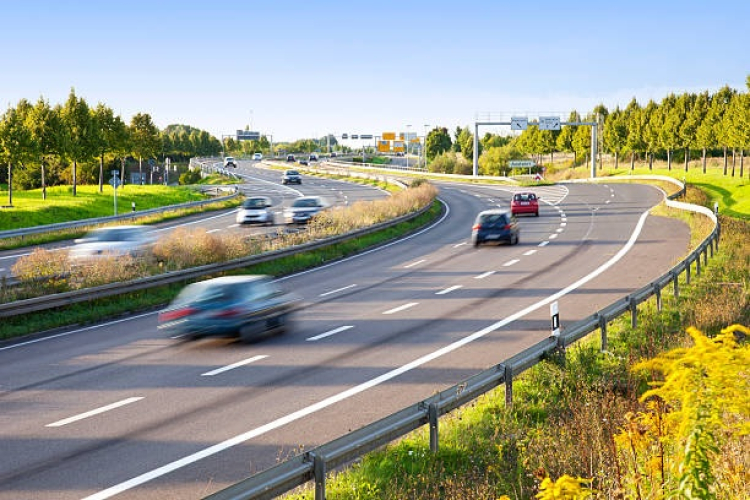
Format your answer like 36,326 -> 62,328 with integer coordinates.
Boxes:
0,179 -> 691,499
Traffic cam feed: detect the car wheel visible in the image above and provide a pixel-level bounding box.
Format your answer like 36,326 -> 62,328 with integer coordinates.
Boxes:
512,233 -> 519,245
535,211 -> 539,217
473,240 -> 481,248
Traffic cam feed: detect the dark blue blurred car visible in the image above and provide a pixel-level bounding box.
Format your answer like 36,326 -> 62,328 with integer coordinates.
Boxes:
158,276 -> 298,342
471,209 -> 519,247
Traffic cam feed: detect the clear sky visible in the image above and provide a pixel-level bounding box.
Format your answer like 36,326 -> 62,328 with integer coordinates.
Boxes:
3,0 -> 748,143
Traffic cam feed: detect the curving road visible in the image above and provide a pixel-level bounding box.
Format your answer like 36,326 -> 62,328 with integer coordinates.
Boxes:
0,180 -> 690,499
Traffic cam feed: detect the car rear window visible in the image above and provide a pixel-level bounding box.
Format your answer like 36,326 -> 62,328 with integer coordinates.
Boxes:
479,213 -> 508,225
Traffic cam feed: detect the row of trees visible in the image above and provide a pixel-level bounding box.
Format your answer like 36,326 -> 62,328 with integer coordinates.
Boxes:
424,76 -> 749,176
0,89 -> 222,203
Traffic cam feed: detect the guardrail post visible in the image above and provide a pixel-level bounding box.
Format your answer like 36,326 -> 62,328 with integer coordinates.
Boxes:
310,452 -> 326,500
629,296 -> 637,328
685,257 -> 691,284
599,314 -> 608,352
703,245 -> 708,266
504,364 -> 513,407
696,250 -> 701,276
653,283 -> 662,311
429,403 -> 439,453
673,271 -> 680,299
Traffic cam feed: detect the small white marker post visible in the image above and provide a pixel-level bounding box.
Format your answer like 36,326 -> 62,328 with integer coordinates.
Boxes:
551,301 -> 560,337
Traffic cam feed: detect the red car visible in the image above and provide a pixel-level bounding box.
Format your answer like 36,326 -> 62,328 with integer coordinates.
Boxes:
511,192 -> 539,217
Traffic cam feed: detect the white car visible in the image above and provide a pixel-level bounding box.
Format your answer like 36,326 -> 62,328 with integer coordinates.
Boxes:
69,225 -> 156,261
283,196 -> 328,224
236,196 -> 273,225
224,156 -> 237,168
252,153 -> 263,161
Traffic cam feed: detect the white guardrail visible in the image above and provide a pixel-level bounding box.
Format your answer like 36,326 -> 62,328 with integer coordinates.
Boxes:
204,177 -> 723,500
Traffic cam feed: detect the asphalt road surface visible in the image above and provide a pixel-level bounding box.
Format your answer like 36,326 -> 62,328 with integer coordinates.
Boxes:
0,180 -> 690,499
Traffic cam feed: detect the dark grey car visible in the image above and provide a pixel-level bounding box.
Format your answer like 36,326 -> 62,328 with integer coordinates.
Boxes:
158,276 -> 298,342
471,209 -> 519,247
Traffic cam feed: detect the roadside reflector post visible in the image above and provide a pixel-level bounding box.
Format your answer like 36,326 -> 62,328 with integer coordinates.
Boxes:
428,403 -> 439,453
551,301 -> 560,337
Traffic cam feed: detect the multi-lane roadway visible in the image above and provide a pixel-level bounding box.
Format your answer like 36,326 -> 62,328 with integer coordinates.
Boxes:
0,171 -> 690,500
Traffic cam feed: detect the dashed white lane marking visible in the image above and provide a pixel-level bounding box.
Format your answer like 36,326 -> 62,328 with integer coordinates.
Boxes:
46,397 -> 144,428
556,228 -> 564,233
549,234 -> 559,240
539,241 -> 550,247
206,228 -> 222,234
435,285 -> 463,295
307,326 -> 354,341
403,259 -> 426,268
474,271 -> 495,279
201,355 -> 268,376
523,250 -> 537,256
560,222 -> 567,227
319,284 -> 357,297
228,223 -> 239,228
383,303 -> 419,315
453,242 -> 468,248
503,259 -> 520,267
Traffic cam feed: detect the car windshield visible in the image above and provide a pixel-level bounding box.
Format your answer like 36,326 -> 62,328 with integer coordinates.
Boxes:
514,193 -> 535,201
479,214 -> 507,225
286,170 -> 299,175
292,198 -> 318,208
243,198 -> 268,209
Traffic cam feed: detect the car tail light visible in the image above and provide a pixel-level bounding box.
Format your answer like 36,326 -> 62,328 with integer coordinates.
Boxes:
159,308 -> 196,322
504,224 -> 513,230
472,223 -> 481,231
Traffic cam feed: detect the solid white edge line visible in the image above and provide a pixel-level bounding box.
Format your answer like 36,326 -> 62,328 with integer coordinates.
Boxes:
46,397 -> 144,428
435,285 -> 463,295
319,284 -> 357,297
383,302 -> 419,315
83,209 -> 650,500
306,325 -> 354,341
201,355 -> 268,377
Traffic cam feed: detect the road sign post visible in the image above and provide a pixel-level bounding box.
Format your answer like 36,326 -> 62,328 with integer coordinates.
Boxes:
109,170 -> 121,215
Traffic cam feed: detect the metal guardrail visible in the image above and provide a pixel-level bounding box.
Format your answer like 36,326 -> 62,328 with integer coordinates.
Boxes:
0,189 -> 239,241
0,203 -> 433,318
205,177 -> 720,500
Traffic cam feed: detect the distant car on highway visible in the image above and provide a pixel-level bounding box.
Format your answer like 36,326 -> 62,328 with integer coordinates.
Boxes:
298,159 -> 309,166
158,275 -> 298,342
511,192 -> 540,217
309,153 -> 318,162
252,152 -> 263,160
224,156 -> 237,168
69,225 -> 156,261
282,169 -> 302,185
283,196 -> 328,224
236,196 -> 273,225
471,209 -> 519,247
286,154 -> 296,162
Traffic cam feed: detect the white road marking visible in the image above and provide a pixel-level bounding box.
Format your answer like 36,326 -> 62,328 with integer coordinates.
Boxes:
383,303 -> 419,315
453,242 -> 467,248
474,271 -> 495,279
549,234 -> 558,239
206,228 -> 222,234
46,397 -> 144,428
306,326 -> 354,341
523,250 -> 537,256
435,285 -> 463,295
503,259 -> 520,267
319,284 -> 357,297
539,241 -> 550,247
228,223 -> 239,228
201,355 -> 268,376
403,259 -> 425,268
556,228 -> 564,233
560,222 -> 567,227
84,209 -> 651,500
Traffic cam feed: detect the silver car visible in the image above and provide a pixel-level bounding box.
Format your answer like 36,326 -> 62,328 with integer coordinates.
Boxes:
236,196 -> 273,225
283,196 -> 328,224
68,225 -> 156,261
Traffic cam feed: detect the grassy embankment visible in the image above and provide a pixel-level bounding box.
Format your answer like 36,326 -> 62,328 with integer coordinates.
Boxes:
282,163 -> 748,500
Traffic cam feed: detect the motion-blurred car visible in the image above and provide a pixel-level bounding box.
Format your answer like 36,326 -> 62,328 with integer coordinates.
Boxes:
511,192 -> 540,217
224,156 -> 237,168
69,225 -> 156,260
236,196 -> 273,225
286,154 -> 296,162
282,169 -> 302,185
252,152 -> 263,160
158,275 -> 298,342
309,153 -> 318,162
471,209 -> 519,247
283,196 -> 328,224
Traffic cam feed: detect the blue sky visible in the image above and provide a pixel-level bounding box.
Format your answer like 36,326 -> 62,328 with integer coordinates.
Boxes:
3,0 -> 748,142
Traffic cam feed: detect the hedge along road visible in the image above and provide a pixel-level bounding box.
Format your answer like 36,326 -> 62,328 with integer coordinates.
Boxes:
0,181 -> 691,500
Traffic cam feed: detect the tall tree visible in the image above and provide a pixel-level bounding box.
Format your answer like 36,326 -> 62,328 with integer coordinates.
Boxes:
681,91 -> 708,171
711,86 -> 737,175
25,98 -> 63,199
129,113 -> 161,184
60,89 -> 95,195
425,127 -> 452,161
603,107 -> 627,169
658,93 -> 680,171
92,104 -> 128,192
696,93 -> 719,173
0,103 -> 36,206
641,100 -> 660,169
